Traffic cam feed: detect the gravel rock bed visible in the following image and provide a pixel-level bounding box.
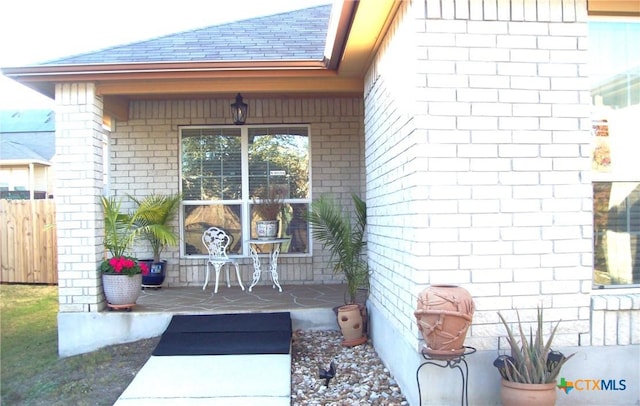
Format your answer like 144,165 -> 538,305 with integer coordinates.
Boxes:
291,330 -> 408,405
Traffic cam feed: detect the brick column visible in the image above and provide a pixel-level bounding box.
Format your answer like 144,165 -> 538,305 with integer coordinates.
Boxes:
55,82 -> 106,312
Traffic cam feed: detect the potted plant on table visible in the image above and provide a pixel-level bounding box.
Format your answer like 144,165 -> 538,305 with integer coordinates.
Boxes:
307,193 -> 369,346
493,307 -> 574,406
100,196 -> 149,309
253,187 -> 284,240
130,193 -> 182,287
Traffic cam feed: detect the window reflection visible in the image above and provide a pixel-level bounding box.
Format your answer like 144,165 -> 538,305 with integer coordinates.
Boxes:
589,20 -> 640,287
183,204 -> 242,255
594,182 -> 640,285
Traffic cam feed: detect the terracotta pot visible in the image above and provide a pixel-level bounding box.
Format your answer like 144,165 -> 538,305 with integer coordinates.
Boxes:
102,273 -> 142,306
337,304 -> 367,346
414,284 -> 474,357
501,380 -> 557,406
359,302 -> 368,335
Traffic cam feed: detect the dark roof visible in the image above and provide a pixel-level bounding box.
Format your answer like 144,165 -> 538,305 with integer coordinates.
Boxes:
42,4 -> 332,66
0,110 -> 56,163
0,140 -> 51,163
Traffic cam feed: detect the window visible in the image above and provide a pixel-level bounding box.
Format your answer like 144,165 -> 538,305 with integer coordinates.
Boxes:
0,168 -> 28,191
589,19 -> 640,287
180,126 -> 310,257
594,182 -> 640,285
103,133 -> 110,195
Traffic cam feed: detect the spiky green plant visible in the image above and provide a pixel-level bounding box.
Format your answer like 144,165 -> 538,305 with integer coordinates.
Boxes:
101,196 -> 140,258
101,194 -> 180,260
307,194 -> 368,304
496,307 -> 574,384
130,193 -> 182,262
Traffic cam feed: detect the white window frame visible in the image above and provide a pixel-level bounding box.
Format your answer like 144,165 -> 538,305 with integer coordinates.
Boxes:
178,124 -> 312,258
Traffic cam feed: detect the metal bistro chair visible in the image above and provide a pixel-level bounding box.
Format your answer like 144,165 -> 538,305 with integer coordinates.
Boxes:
202,227 -> 245,294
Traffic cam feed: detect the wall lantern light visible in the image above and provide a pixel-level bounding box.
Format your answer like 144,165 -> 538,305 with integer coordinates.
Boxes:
231,93 -> 248,125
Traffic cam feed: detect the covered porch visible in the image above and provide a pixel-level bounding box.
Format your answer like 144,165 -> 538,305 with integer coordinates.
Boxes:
3,1 -> 387,358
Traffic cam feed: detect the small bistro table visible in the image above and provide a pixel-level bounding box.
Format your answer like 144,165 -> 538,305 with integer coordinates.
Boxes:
247,238 -> 289,292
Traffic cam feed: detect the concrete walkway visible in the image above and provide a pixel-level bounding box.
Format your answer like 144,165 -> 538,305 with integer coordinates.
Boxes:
112,284 -> 348,405
115,354 -> 291,405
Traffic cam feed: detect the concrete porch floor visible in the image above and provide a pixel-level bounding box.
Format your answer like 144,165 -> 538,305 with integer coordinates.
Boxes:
135,283 -> 348,315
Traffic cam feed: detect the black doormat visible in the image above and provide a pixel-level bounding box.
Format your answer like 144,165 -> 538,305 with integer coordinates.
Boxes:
152,312 -> 292,356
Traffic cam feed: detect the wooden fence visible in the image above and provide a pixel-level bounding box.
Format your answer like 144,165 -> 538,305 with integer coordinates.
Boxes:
0,199 -> 57,284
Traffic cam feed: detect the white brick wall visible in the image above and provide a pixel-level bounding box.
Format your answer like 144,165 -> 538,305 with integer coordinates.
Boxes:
365,0 -> 592,353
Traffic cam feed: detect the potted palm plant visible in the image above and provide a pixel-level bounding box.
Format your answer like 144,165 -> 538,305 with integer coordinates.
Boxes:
100,196 -> 150,309
494,307 -> 574,406
253,187 -> 284,239
130,193 -> 181,286
307,193 -> 369,346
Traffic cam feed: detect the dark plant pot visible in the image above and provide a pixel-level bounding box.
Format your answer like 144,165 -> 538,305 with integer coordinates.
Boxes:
140,259 -> 166,286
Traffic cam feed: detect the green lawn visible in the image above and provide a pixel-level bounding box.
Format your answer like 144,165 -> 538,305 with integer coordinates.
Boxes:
1,285 -> 59,403
0,284 -> 157,405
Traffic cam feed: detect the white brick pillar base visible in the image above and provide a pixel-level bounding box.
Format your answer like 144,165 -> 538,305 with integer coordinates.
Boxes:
55,82 -> 106,312
591,294 -> 640,345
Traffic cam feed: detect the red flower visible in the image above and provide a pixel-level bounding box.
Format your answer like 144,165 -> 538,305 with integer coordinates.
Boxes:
100,256 -> 146,276
122,258 -> 135,269
109,257 -> 123,273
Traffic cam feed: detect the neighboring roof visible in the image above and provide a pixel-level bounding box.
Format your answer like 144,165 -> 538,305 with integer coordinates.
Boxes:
0,140 -> 51,165
44,5 -> 332,65
591,66 -> 640,109
0,110 -> 56,164
0,110 -> 55,132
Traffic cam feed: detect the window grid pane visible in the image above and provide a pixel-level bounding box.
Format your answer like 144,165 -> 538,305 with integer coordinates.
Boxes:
183,204 -> 242,255
181,126 -> 311,256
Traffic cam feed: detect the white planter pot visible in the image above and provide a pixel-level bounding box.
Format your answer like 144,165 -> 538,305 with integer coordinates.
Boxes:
256,220 -> 279,239
102,273 -> 142,305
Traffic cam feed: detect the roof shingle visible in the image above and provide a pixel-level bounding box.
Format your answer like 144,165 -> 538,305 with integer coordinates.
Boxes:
42,4 -> 332,66
0,110 -> 56,162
